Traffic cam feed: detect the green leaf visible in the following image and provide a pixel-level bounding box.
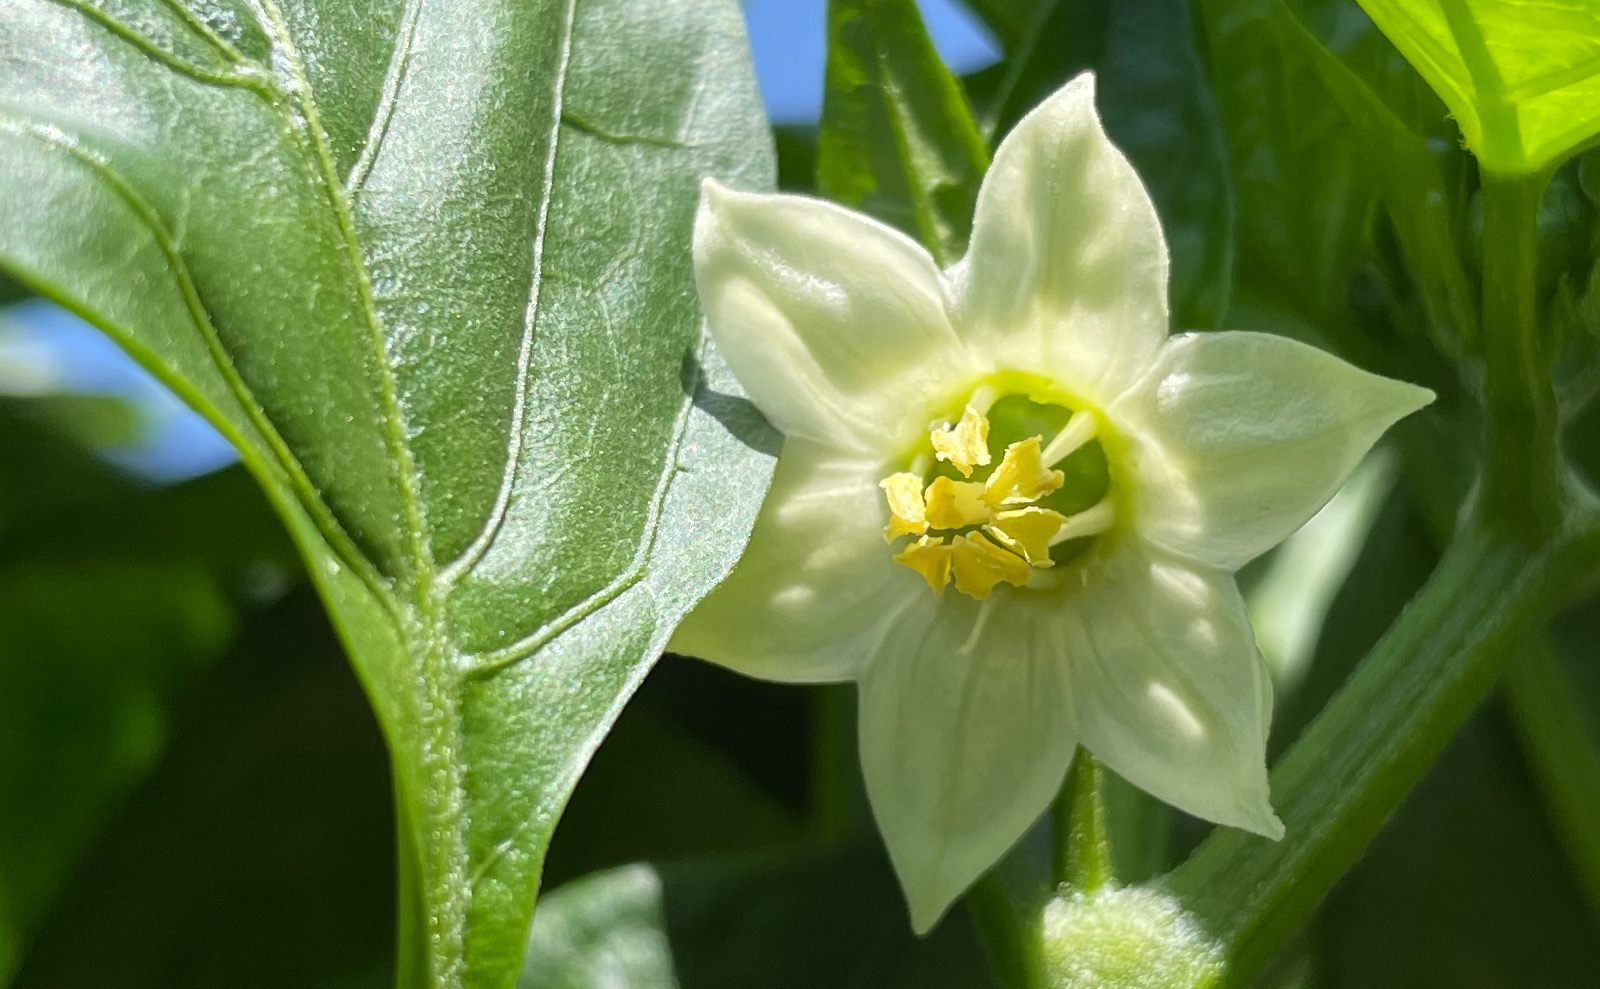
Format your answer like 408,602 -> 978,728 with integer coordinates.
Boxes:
1196,0 -> 1376,333
0,0 -> 774,983
963,0 -> 1236,329
0,402 -> 245,982
1352,0 -> 1600,174
520,845 -> 999,989
817,0 -> 990,266
13,588 -> 396,988
1273,1 -> 1478,353
1315,702 -> 1600,987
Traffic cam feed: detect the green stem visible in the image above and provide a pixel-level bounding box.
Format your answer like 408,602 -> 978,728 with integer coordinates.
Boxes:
1054,749 -> 1113,891
1166,520 -> 1597,986
1503,642 -> 1600,933
966,871 -> 1047,989
1479,170 -> 1561,536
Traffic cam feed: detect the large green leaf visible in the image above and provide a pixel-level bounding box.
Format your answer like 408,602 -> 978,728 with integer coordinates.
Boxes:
817,0 -> 990,266
0,0 -> 774,982
1352,0 -> 1600,174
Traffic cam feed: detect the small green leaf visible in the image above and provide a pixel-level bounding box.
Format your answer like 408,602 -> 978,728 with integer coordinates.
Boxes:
1353,0 -> 1600,174
0,0 -> 774,983
817,0 -> 990,266
520,846 -> 999,989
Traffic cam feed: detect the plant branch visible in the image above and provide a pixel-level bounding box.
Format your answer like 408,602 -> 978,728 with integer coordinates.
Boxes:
1503,640 -> 1600,932
1165,517 -> 1599,986
1479,169 -> 1562,535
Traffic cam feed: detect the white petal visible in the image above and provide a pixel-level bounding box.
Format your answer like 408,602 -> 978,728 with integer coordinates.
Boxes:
948,73 -> 1169,403
669,440 -> 918,683
694,181 -> 972,456
858,592 -> 1077,932
1065,541 -> 1280,838
1112,331 -> 1434,570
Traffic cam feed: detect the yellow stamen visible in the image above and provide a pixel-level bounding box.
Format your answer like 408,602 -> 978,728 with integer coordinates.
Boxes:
880,472 -> 929,541
950,532 -> 1032,599
930,406 -> 991,477
893,534 -> 952,592
982,436 -> 1064,506
985,506 -> 1067,566
924,476 -> 993,529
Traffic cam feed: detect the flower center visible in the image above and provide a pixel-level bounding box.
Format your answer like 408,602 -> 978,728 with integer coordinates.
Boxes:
879,380 -> 1115,599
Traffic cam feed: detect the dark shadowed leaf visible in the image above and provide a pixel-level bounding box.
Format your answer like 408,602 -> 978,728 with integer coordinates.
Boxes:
817,0 -> 990,266
962,0 -> 1235,329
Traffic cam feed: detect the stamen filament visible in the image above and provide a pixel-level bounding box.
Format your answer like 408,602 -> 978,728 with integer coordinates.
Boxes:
1048,499 -> 1115,545
966,383 -> 1000,416
1040,409 -> 1097,467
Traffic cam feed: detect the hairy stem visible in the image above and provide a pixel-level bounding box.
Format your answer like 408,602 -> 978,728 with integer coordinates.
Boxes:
1054,749 -> 1113,891
1166,518 -> 1598,986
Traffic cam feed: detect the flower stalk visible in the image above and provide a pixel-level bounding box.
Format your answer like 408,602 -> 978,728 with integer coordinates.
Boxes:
1054,750 -> 1113,892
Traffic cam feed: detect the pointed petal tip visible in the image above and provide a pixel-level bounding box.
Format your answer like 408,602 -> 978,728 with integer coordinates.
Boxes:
899,858 -> 971,936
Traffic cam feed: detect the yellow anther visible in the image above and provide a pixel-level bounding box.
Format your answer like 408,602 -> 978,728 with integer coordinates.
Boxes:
893,534 -> 953,592
924,476 -> 993,530
985,507 -> 1067,566
982,436 -> 1064,506
880,472 -> 929,541
950,532 -> 1032,599
930,406 -> 992,477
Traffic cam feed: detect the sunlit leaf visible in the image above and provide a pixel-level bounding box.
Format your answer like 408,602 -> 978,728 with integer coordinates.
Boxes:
1353,0 -> 1600,173
0,0 -> 774,982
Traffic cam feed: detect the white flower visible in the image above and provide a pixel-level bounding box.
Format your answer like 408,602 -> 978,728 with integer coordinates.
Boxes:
670,73 -> 1433,932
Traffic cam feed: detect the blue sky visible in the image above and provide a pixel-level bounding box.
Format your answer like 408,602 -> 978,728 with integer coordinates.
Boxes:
0,0 -> 999,482
746,0 -> 998,122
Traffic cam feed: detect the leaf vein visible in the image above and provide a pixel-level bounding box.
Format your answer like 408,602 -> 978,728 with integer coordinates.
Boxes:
345,0 -> 423,190
0,115 -> 398,616
437,0 -> 580,588
46,0 -> 272,95
460,329 -> 706,677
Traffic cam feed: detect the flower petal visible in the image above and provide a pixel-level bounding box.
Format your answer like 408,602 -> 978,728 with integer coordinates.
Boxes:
1113,331 -> 1434,570
859,592 -> 1077,932
1065,542 -> 1280,837
669,440 -> 916,683
948,73 -> 1169,402
694,180 -> 971,456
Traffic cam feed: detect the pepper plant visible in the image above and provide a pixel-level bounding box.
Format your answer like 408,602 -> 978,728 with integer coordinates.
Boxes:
2,0 -> 1600,986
